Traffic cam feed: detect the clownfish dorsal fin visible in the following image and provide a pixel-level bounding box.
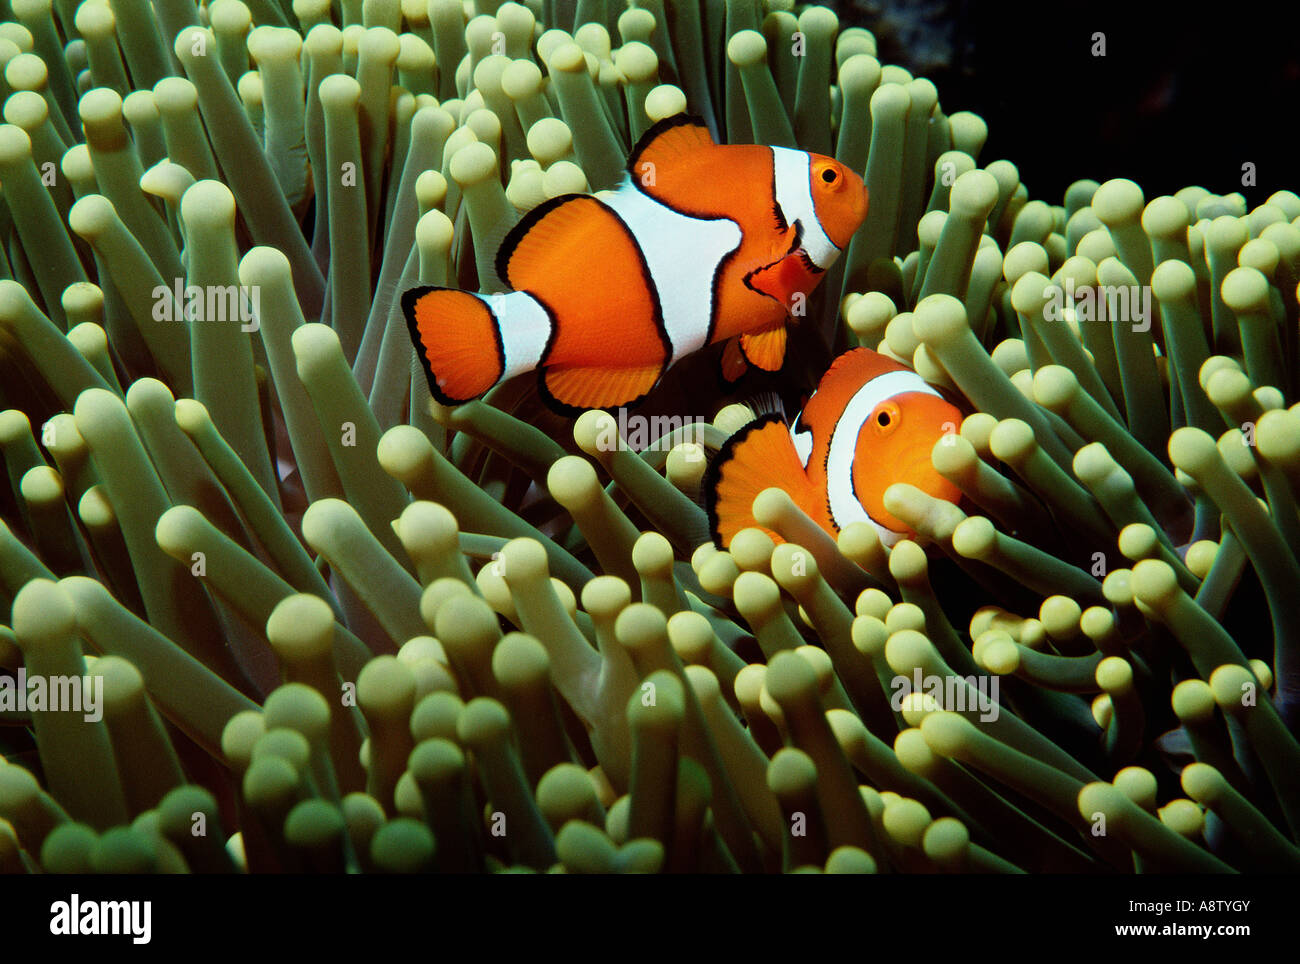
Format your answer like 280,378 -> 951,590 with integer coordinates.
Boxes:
540,362 -> 663,413
626,113 -> 717,181
823,346 -> 907,382
798,347 -> 907,429
495,192 -> 600,290
704,413 -> 819,548
740,325 -> 788,372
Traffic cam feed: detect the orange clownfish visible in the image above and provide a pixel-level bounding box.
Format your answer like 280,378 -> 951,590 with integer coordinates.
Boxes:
403,113 -> 868,413
705,348 -> 964,549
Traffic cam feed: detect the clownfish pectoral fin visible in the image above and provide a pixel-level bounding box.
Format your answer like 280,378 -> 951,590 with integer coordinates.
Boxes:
403,286 -> 553,405
746,257 -> 793,303
746,248 -> 822,308
739,325 -> 788,372
704,413 -> 818,548
626,113 -> 716,181
540,362 -> 663,412
720,337 -> 748,383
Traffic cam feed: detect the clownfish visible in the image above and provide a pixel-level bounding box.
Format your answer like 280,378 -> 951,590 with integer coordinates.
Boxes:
403,113 -> 868,413
704,348 -> 964,549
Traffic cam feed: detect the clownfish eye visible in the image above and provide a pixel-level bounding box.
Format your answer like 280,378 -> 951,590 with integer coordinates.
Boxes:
821,168 -> 838,184
872,401 -> 901,434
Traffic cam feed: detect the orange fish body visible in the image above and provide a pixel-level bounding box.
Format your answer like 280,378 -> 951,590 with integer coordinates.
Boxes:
705,348 -> 964,548
403,114 -> 868,413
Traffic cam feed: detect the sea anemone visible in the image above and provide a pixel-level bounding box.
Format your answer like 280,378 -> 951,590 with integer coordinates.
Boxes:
1,0 -> 1298,875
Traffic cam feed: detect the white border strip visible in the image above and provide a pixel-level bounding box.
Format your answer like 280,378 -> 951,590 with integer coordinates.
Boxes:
771,146 -> 840,269
824,370 -> 940,535
599,184 -> 742,361
486,291 -> 552,379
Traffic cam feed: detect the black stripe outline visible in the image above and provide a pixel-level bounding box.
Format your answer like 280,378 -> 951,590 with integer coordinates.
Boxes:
769,147 -> 789,233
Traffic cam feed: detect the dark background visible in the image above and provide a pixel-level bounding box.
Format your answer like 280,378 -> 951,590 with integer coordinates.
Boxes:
848,0 -> 1300,205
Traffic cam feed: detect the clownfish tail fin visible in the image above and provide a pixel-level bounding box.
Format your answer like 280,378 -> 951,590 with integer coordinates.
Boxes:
703,413 -> 814,548
402,286 -> 555,405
